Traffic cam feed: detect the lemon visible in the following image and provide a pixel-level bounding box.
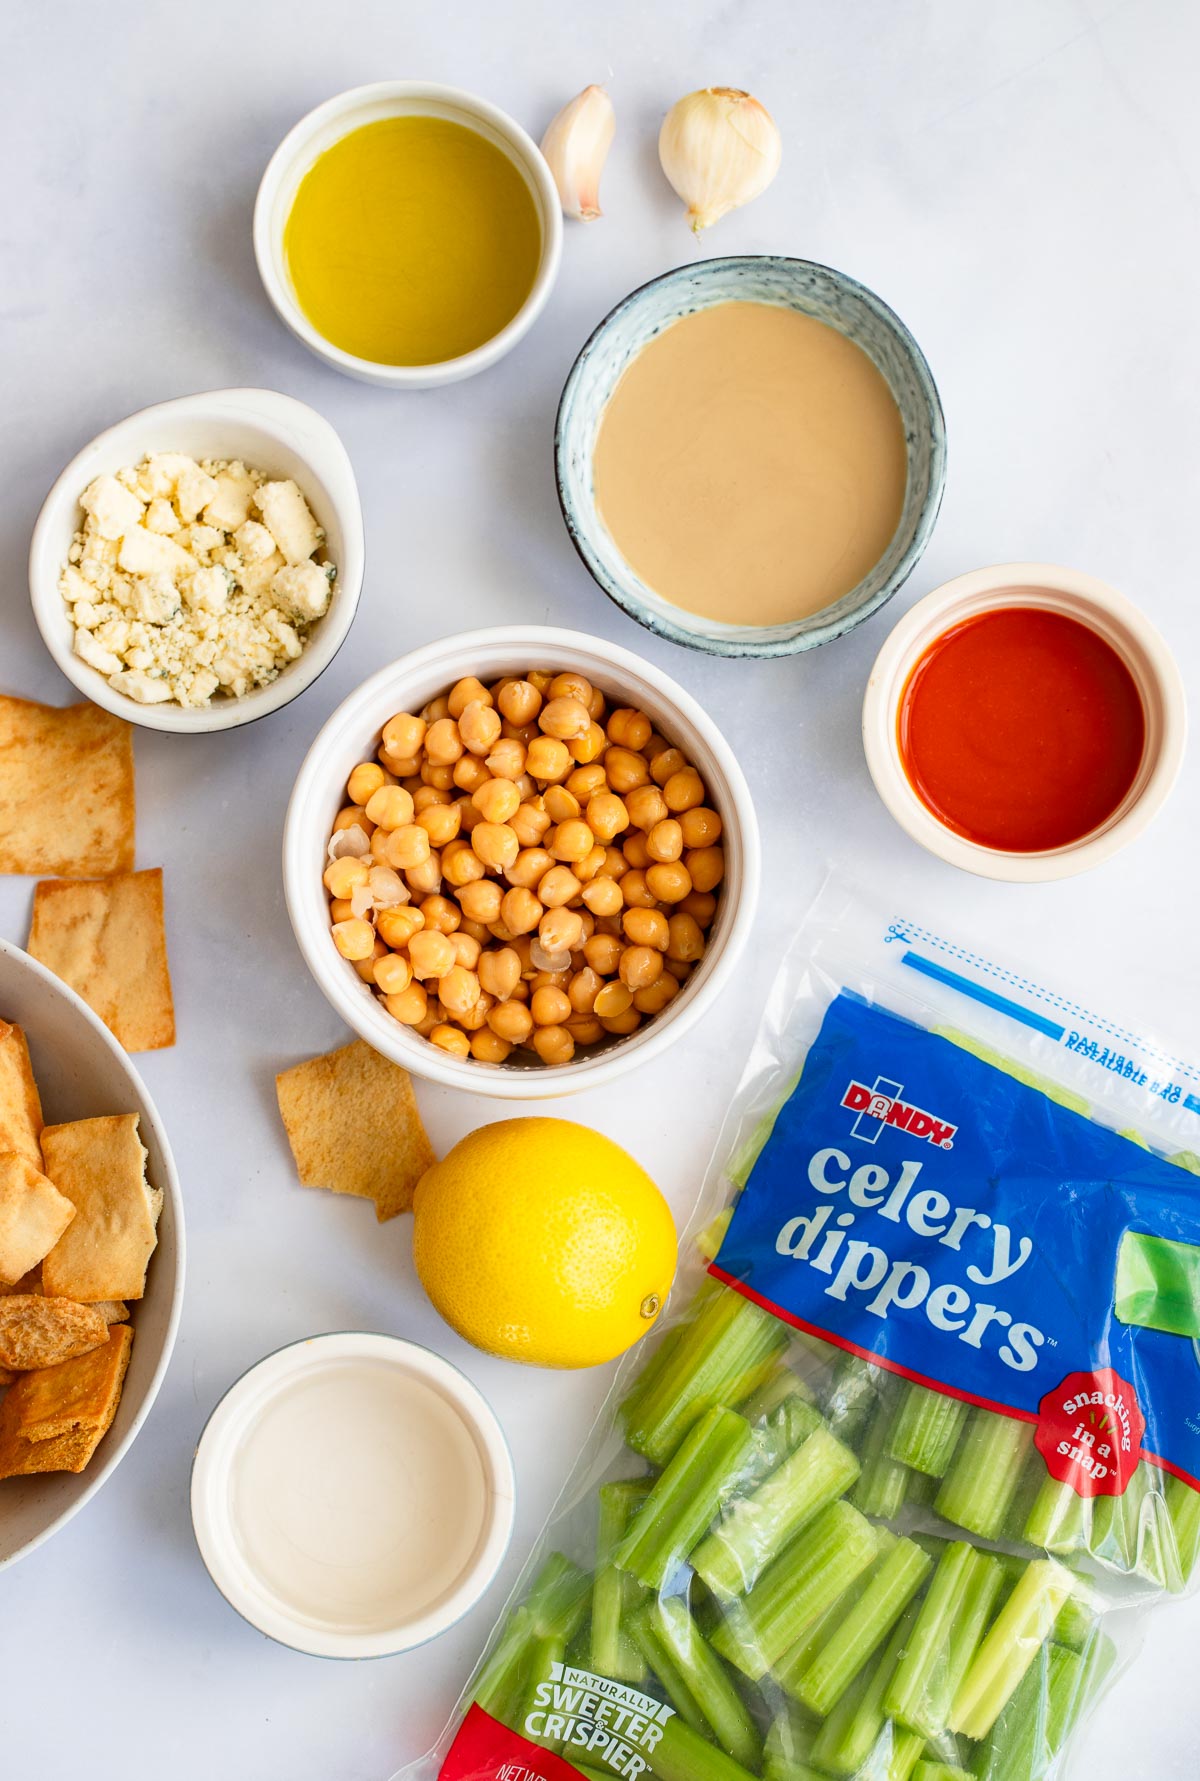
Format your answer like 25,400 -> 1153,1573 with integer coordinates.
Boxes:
411,1118 -> 677,1369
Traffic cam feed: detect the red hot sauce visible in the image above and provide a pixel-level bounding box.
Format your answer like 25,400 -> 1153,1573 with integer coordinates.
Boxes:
898,607 -> 1145,853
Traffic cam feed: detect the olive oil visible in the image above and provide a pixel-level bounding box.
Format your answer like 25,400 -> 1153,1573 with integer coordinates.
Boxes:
284,116 -> 542,367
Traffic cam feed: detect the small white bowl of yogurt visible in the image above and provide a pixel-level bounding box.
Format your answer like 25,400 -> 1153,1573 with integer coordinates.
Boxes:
190,1333 -> 515,1658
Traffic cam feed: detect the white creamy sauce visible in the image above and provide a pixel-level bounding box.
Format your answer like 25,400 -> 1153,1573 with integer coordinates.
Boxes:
229,1357 -> 488,1631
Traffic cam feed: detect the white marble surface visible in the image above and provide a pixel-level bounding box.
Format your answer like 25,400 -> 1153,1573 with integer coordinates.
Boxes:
3,2 -> 1199,1776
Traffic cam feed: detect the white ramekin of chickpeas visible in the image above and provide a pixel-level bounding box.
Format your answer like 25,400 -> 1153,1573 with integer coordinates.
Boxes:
284,627 -> 760,1097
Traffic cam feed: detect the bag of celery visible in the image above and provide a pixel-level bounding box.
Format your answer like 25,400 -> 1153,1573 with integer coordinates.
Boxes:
402,883 -> 1200,1781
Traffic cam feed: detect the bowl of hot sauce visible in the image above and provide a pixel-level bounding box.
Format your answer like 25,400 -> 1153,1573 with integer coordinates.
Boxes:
862,564 -> 1186,881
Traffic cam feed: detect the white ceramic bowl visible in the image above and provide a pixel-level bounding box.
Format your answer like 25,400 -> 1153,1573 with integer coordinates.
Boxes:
190,1333 -> 514,1658
284,627 -> 760,1098
29,388 -> 365,734
253,83 -> 563,389
0,939 -> 184,1570
862,563 -> 1187,882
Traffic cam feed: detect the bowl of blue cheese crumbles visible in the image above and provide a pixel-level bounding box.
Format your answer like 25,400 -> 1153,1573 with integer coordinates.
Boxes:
29,388 -> 365,733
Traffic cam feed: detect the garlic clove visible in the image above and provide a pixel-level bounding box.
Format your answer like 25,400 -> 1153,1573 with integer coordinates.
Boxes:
658,86 -> 781,232
541,84 -> 616,222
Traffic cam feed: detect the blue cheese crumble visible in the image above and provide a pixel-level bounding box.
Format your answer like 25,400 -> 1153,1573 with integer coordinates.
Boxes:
61,453 -> 336,707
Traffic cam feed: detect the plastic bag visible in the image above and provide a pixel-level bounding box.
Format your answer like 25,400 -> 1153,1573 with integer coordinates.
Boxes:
397,877 -> 1200,1781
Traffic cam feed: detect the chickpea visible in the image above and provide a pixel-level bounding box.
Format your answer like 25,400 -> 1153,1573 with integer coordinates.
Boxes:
417,801 -> 462,847
414,1003 -> 443,1039
585,933 -> 623,976
567,764 -> 608,802
510,800 -> 552,847
543,784 -> 581,823
478,946 -> 522,1000
605,747 -> 650,794
421,762 -> 455,791
525,736 -> 571,782
379,750 -> 420,778
507,846 -> 554,889
458,917 -> 490,945
408,930 -> 457,980
420,894 -> 461,935
622,832 -> 652,871
456,797 -> 483,835
329,897 -> 354,923
443,844 -> 487,889
539,696 -> 591,741
382,713 -> 426,759
586,791 -> 628,842
488,919 -> 516,945
471,1029 -> 512,1063
680,888 -> 718,926
667,911 -> 706,963
485,737 -> 527,781
570,722 -> 608,766
452,754 -> 491,794
347,761 -> 387,806
646,818 -> 684,863
587,686 -> 607,722
680,806 -> 723,849
599,845 -> 628,878
623,907 -> 669,951
665,958 -> 692,981
332,805 -> 373,836
646,861 -> 692,903
488,999 -> 534,1044
422,694 -> 451,723
533,1025 -> 575,1066
624,784 -> 668,832
548,671 -> 591,705
634,973 -> 681,1015
503,722 -> 539,749
595,912 -> 625,937
413,784 -> 452,813
649,746 -> 686,787
513,773 -> 537,801
619,945 -> 664,991
385,982 -> 428,1025
510,937 -> 535,977
576,846 -> 607,883
501,886 -> 543,935
458,993 -> 495,1034
472,822 -> 520,871
663,768 -> 705,814
497,679 -> 542,726
376,906 -> 424,948
582,876 -> 623,918
565,1015 -> 604,1047
407,851 -> 444,895
430,1024 -> 471,1057
420,717 -> 461,766
384,825 -> 432,872
332,918 -> 376,961
456,878 -> 504,925
593,981 -> 633,1018
450,932 -> 482,969
364,785 -> 415,831
473,777 -> 522,825
686,846 -> 725,893
323,856 -> 369,899
568,966 -> 603,1014
537,865 -> 582,908
447,676 -> 493,718
548,819 -> 594,864
373,951 -> 413,996
620,869 -> 657,910
459,700 -> 502,757
438,966 -> 481,1016
606,707 -> 653,751
539,906 -> 584,954
531,985 -> 572,1026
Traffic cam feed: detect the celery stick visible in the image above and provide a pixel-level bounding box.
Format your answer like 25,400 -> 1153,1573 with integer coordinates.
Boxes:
853,1397 -> 912,1519
947,1558 -> 1073,1740
650,1716 -> 765,1781
473,1553 -> 591,1726
934,1411 -> 1034,1539
1050,1575 -> 1100,1653
791,1536 -> 932,1716
973,1633 -> 1116,1781
590,1480 -> 650,1682
888,1728 -> 928,1780
649,1596 -> 763,1769
755,1395 -> 825,1476
763,1700 -> 822,1781
885,1542 -> 978,1738
1003,1452 -> 1047,1546
1023,1477 -> 1092,1555
523,1551 -> 593,1639
473,1605 -> 536,1726
615,1405 -> 754,1589
738,1362 -> 817,1425
810,1603 -> 920,1775
1091,1463 -> 1166,1586
514,1634 -> 565,1751
932,1551 -> 1004,1732
773,1553 -> 886,1694
887,1384 -> 968,1478
622,1287 -> 787,1465
626,1609 -> 710,1737
912,1764 -> 972,1781
1165,1473 -> 1200,1590
824,1354 -> 883,1447
710,1499 -> 879,1680
906,1466 -> 939,1508
692,1424 -> 861,1598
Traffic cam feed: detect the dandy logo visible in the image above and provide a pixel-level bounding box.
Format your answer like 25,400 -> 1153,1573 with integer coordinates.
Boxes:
842,1077 -> 957,1149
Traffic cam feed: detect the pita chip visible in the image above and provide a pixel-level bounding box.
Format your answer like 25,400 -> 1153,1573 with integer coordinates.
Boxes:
27,869 -> 175,1052
0,1153 -> 75,1285
40,1115 -> 161,1301
0,1324 -> 133,1477
275,1039 -> 435,1220
0,1022 -> 44,1167
0,695 -> 134,877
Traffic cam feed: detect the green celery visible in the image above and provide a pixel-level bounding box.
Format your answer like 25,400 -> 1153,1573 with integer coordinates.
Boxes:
473,1553 -> 591,1725
692,1423 -> 861,1598
809,1602 -> 920,1776
791,1536 -> 933,1715
763,1701 -> 822,1781
650,1716 -> 765,1781
625,1609 -> 709,1737
973,1633 -> 1116,1781
911,1764 -> 973,1781
515,1634 -> 565,1751
738,1362 -> 817,1424
711,1498 -> 880,1681
824,1354 -> 884,1447
1091,1463 -> 1166,1586
884,1542 -> 978,1738
773,1554 -> 886,1694
934,1411 -> 1034,1539
853,1396 -> 912,1519
622,1288 -> 787,1466
905,1467 -> 939,1509
615,1405 -> 754,1589
473,1605 -> 537,1727
1023,1477 -> 1092,1555
1165,1473 -> 1200,1590
947,1558 -> 1073,1740
1002,1452 -> 1048,1546
648,1596 -> 763,1768
1050,1575 -> 1101,1653
887,1728 -> 929,1780
590,1480 -> 650,1682
887,1384 -> 968,1478
933,1551 -> 1004,1732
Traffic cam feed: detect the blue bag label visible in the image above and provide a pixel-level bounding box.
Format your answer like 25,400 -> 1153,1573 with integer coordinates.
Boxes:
713,993 -> 1200,1491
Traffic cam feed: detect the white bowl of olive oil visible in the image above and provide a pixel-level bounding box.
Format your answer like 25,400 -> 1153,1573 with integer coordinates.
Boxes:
254,83 -> 563,389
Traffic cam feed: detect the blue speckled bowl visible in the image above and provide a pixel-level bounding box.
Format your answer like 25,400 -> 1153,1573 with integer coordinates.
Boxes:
555,257 -> 947,658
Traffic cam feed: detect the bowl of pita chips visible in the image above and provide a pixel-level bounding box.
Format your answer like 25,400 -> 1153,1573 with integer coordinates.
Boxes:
0,937 -> 183,1568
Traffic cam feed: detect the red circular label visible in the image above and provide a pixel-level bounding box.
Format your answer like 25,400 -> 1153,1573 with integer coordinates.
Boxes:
1033,1368 -> 1145,1498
